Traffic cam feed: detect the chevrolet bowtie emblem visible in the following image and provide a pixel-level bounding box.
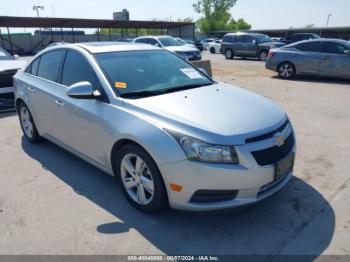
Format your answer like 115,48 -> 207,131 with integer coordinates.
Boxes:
275,134 -> 285,147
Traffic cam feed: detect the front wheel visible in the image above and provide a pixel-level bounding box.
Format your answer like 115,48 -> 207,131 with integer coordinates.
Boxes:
115,144 -> 168,213
225,49 -> 234,59
18,102 -> 42,143
210,47 -> 216,54
278,62 -> 296,79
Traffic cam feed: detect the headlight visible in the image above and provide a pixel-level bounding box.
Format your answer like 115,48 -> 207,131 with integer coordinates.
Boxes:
167,131 -> 239,164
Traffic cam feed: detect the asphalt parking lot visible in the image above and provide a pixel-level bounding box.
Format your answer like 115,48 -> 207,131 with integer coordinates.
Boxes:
1,52 -> 350,256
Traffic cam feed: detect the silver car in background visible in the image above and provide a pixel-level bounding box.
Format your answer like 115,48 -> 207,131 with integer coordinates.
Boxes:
266,39 -> 350,79
14,42 -> 296,212
133,35 -> 201,61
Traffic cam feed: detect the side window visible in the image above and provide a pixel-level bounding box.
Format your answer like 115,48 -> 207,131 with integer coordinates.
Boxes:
37,50 -> 64,82
149,39 -> 159,46
61,51 -> 98,87
26,58 -> 40,76
242,35 -> 254,43
223,35 -> 232,43
135,38 -> 150,44
235,35 -> 243,43
295,42 -> 322,53
322,42 -> 347,54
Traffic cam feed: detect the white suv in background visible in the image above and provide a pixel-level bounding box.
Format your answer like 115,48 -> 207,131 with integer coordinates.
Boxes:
133,36 -> 202,61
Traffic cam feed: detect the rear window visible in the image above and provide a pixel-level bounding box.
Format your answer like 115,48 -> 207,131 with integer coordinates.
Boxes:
223,35 -> 232,43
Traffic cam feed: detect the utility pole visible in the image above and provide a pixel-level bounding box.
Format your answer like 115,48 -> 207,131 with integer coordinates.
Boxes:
326,13 -> 332,27
32,5 -> 44,33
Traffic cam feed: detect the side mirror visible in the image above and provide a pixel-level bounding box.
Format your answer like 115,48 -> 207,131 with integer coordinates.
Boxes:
345,50 -> 350,56
154,42 -> 161,47
66,81 -> 101,99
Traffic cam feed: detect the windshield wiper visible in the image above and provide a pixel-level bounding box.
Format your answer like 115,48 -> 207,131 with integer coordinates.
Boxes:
160,83 -> 213,94
120,83 -> 213,98
120,90 -> 164,98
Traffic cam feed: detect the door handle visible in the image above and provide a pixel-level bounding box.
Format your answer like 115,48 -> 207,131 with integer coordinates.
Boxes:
27,86 -> 36,93
55,100 -> 64,106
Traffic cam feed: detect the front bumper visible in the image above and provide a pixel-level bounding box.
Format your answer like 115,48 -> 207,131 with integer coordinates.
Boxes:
159,125 -> 296,211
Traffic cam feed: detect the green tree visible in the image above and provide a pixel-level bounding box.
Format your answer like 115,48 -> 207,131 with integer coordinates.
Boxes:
193,0 -> 251,34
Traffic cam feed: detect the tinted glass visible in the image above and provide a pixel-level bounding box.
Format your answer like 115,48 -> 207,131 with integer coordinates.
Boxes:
254,34 -> 273,43
37,50 -> 64,82
135,38 -> 149,44
61,51 -> 98,87
31,58 -> 40,75
149,39 -> 159,46
159,38 -> 182,47
235,35 -> 243,42
223,35 -> 232,42
295,42 -> 322,52
322,42 -> 348,54
242,35 -> 255,43
95,50 -> 212,97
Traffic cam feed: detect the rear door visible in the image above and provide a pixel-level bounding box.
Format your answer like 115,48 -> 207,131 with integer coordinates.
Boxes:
241,35 -> 258,57
319,41 -> 350,78
293,41 -> 323,75
26,50 -> 65,137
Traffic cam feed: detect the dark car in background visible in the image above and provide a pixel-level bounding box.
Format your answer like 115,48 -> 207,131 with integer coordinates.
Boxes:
266,39 -> 350,79
221,32 -> 286,61
284,33 -> 320,44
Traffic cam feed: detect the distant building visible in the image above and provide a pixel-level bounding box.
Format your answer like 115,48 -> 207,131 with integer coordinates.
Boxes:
113,9 -> 130,21
34,30 -> 85,36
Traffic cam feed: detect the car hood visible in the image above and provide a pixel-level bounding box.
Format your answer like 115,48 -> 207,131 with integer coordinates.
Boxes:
0,60 -> 27,72
165,45 -> 199,52
259,41 -> 286,48
123,83 -> 286,145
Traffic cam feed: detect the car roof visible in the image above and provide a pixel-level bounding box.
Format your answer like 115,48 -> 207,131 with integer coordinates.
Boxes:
135,35 -> 173,39
225,32 -> 265,36
290,38 -> 350,45
73,41 -> 161,53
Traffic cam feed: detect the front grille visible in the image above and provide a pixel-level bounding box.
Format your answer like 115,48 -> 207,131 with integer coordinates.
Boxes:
257,175 -> 290,198
0,70 -> 17,88
246,120 -> 289,143
251,133 -> 295,166
190,190 -> 238,203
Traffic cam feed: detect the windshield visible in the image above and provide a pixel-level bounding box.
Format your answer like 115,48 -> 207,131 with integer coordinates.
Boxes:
176,38 -> 186,45
95,50 -> 213,98
255,34 -> 273,43
159,37 -> 183,47
0,47 -> 14,60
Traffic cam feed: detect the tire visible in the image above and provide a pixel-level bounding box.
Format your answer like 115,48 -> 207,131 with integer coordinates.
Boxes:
259,51 -> 268,62
18,102 -> 42,143
225,49 -> 234,59
278,62 -> 296,79
210,47 -> 216,54
115,144 -> 168,213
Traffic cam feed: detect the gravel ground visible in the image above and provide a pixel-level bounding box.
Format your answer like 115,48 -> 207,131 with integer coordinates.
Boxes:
0,52 -> 349,256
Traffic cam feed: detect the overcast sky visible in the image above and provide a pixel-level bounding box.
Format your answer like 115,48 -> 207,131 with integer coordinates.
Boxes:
1,0 -> 349,30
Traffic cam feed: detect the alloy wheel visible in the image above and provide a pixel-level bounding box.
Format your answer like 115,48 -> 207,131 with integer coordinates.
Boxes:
120,154 -> 154,205
260,52 -> 268,62
279,63 -> 294,79
20,106 -> 34,138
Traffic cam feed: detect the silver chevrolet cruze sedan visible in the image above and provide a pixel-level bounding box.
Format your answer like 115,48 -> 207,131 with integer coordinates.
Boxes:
14,42 -> 296,212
